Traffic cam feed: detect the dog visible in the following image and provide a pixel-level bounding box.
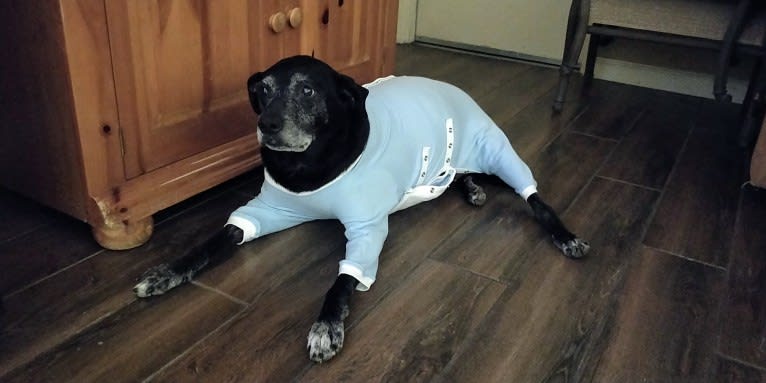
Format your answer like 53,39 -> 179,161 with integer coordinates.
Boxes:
133,55 -> 590,363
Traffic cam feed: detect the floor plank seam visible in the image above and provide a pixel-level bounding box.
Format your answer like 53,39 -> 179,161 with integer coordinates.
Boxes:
476,67 -> 544,106
641,244 -> 727,272
569,130 -> 621,143
717,352 -> 766,373
714,183 -> 748,360
634,121 -> 695,248
562,95 -> 591,130
0,302 -> 126,380
141,305 -> 251,383
3,45 -> 756,382
491,68 -> 560,127
427,256 -> 508,285
190,280 -> 250,307
556,98 -> 643,218
557,128 -> 621,220
594,175 -> 664,192
616,104 -> 649,138
294,253 -> 453,380
3,248 -> 106,300
1,222 -> 51,245
154,186 -> 244,227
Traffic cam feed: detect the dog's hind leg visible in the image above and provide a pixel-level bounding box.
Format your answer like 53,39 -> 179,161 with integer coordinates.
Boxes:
527,193 -> 589,259
133,225 -> 243,297
460,175 -> 487,206
307,274 -> 358,363
475,128 -> 589,258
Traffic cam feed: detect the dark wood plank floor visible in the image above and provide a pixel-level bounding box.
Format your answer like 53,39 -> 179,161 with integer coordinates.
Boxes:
2,44 -> 765,382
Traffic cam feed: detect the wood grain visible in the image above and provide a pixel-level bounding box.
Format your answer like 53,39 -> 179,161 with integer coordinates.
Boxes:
1,43 -> 761,382
147,225 -> 344,382
0,188 -> 59,243
498,79 -> 590,161
591,247 -> 724,382
568,80 -> 652,140
0,191 -> 249,377
151,190 -> 475,381
644,100 -> 745,267
298,260 -> 506,383
395,44 -> 534,104
439,178 -> 659,382
475,65 -> 561,129
104,0 -> 264,175
0,214 -> 100,296
3,286 -> 242,383
720,186 -> 766,367
0,0 -> 89,220
89,134 -> 261,238
714,358 -> 766,383
431,132 -> 614,282
598,93 -> 699,189
60,0 -> 124,194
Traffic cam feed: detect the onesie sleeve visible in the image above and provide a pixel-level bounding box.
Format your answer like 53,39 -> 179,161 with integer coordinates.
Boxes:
338,214 -> 389,292
226,196 -> 310,244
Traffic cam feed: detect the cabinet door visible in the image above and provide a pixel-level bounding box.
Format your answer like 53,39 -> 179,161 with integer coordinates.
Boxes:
106,0 -> 307,177
309,0 -> 397,84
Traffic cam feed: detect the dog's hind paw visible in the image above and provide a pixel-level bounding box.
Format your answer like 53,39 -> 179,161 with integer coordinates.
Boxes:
133,264 -> 187,298
462,175 -> 487,207
554,237 -> 590,259
307,320 -> 344,363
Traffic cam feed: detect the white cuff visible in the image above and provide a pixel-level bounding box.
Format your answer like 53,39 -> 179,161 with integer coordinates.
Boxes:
338,262 -> 375,292
225,216 -> 257,244
520,185 -> 538,201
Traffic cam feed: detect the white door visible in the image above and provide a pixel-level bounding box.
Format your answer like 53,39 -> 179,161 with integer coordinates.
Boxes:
414,0 -> 571,64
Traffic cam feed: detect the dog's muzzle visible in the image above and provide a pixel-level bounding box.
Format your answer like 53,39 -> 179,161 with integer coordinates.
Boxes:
256,125 -> 314,152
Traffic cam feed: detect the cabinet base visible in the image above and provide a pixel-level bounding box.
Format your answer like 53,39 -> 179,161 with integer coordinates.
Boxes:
92,216 -> 153,250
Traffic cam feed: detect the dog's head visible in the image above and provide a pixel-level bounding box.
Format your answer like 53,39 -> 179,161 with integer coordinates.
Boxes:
247,55 -> 369,153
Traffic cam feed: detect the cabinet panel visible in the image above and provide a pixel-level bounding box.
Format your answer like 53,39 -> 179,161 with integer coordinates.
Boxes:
106,0 -> 306,177
311,0 -> 382,84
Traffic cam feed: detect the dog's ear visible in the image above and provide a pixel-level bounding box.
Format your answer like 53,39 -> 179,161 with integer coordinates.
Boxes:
335,73 -> 369,109
247,72 -> 265,114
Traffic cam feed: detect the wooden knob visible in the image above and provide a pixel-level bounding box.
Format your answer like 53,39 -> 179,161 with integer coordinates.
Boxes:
288,8 -> 302,28
269,11 -> 287,33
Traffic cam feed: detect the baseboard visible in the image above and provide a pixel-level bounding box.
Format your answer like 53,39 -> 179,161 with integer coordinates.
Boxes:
401,40 -> 749,104
593,57 -> 748,103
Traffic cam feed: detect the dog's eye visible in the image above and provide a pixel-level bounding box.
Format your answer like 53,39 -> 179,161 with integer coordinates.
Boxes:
259,85 -> 271,95
302,86 -> 315,97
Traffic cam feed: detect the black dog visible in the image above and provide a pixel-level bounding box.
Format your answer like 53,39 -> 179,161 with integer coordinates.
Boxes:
134,55 -> 589,363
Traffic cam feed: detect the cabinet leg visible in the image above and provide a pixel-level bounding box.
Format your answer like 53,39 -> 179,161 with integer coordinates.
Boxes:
91,215 -> 153,250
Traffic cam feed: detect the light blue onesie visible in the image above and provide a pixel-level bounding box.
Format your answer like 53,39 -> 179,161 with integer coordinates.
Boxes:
226,76 -> 537,291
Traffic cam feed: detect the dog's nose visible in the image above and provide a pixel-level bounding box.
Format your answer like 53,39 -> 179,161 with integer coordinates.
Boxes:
258,117 -> 281,134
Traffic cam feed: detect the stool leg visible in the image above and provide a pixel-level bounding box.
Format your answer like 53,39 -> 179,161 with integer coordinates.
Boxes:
584,33 -> 600,87
715,0 -> 752,102
554,0 -> 590,112
740,57 -> 766,147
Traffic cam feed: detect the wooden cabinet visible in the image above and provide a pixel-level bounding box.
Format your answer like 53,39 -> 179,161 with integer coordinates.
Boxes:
0,0 -> 398,249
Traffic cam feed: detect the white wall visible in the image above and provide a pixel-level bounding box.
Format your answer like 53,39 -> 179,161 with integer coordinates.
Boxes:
397,0 -> 750,102
414,0 -> 570,61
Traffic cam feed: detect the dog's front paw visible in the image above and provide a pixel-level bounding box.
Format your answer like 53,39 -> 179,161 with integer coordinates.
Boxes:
133,264 -> 186,298
307,320 -> 344,363
554,237 -> 590,259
